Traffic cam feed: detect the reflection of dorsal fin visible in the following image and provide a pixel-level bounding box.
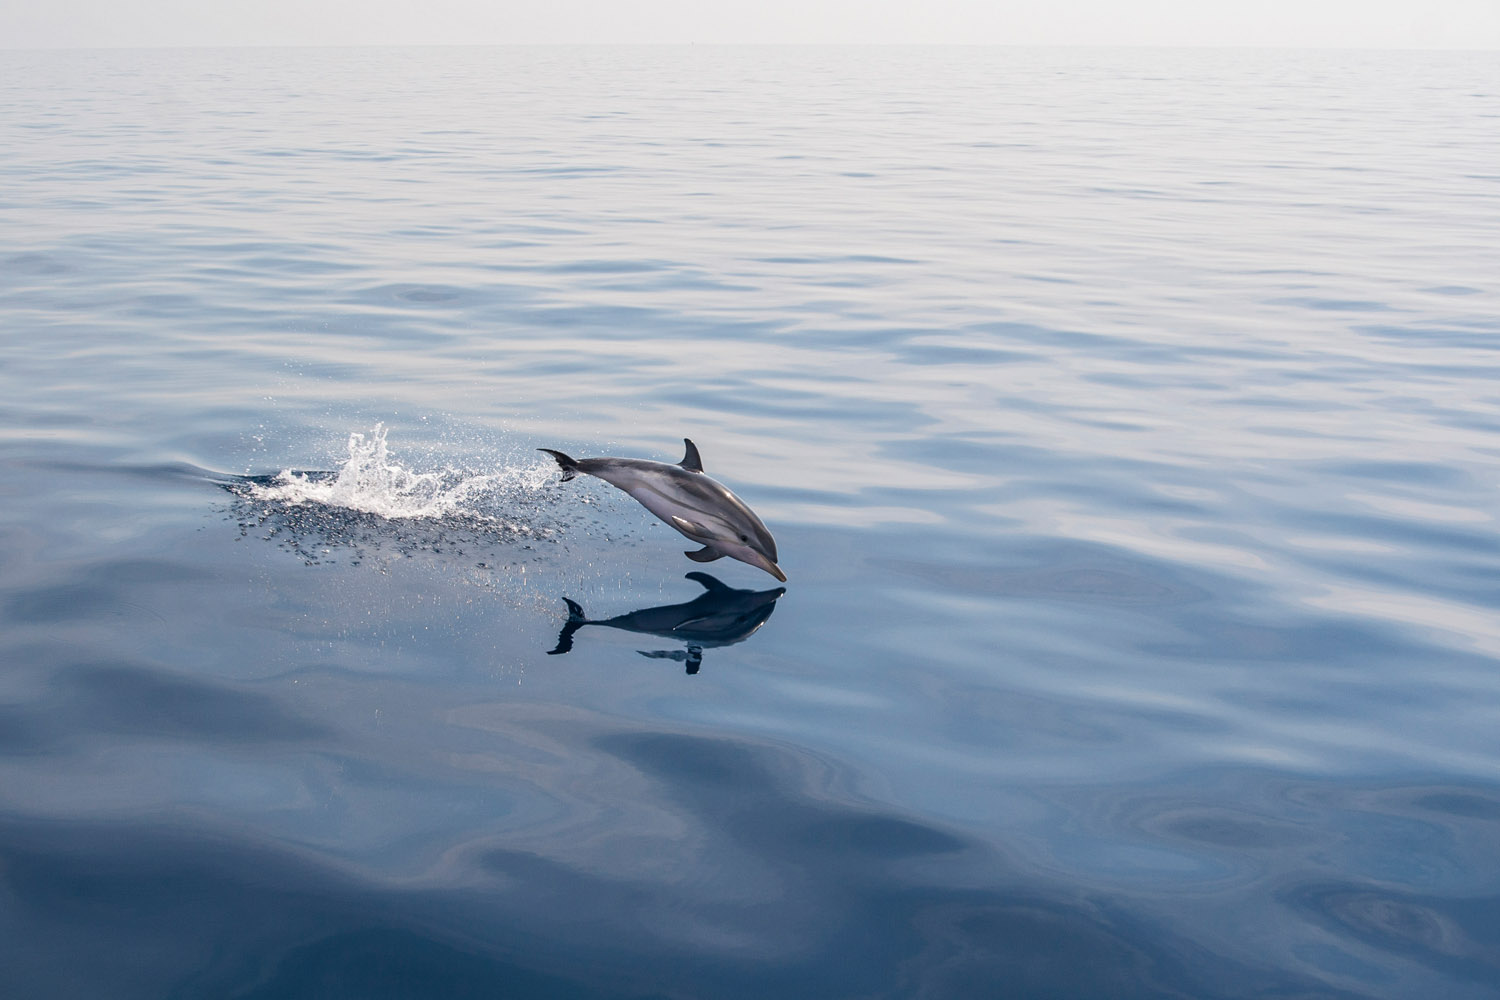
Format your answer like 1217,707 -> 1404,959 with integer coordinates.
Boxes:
680,438 -> 703,473
685,572 -> 731,594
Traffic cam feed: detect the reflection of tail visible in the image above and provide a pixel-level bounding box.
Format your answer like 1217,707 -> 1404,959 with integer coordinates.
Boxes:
538,449 -> 580,482
548,597 -> 588,655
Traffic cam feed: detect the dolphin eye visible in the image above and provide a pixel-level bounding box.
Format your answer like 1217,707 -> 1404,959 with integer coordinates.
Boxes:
739,534 -> 748,542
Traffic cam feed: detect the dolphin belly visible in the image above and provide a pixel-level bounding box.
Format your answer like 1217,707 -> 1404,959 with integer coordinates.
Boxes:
614,478 -> 730,544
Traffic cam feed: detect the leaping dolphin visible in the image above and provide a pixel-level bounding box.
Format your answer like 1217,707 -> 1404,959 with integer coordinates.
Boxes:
539,438 -> 785,582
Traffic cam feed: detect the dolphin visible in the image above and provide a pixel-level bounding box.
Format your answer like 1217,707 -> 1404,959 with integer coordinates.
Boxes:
539,438 -> 785,582
548,572 -> 786,671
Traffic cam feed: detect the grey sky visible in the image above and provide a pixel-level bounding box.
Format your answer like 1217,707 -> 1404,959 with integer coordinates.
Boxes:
4,0 -> 1499,49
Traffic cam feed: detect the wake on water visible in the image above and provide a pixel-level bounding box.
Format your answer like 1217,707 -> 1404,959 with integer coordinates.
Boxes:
223,424 -> 632,570
243,424 -> 553,521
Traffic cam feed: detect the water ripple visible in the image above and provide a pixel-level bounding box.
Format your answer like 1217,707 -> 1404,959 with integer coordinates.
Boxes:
3,44 -> 1499,999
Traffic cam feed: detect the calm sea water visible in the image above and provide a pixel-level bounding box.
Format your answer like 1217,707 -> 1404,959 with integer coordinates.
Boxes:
2,45 -> 1499,998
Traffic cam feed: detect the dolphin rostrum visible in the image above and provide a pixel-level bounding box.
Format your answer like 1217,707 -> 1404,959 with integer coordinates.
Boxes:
539,438 -> 785,581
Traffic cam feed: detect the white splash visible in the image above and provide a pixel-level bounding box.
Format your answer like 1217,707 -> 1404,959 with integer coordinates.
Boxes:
246,423 -> 552,520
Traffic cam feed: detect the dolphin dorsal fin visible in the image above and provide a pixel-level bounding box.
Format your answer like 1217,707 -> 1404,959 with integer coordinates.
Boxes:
679,438 -> 703,473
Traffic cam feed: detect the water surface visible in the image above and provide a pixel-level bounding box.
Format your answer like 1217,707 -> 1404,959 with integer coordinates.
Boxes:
2,45 -> 1499,998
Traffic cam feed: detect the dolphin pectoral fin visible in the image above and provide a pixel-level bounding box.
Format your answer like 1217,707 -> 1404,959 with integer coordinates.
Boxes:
670,515 -> 709,537
685,546 -> 723,563
679,438 -> 703,473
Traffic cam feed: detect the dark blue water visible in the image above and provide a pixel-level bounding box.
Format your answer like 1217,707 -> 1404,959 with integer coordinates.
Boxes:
3,45 -> 1499,998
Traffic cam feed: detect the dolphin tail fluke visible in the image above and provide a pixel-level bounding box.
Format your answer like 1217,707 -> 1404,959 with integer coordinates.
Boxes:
548,597 -> 588,655
538,448 -> 580,482
685,546 -> 723,563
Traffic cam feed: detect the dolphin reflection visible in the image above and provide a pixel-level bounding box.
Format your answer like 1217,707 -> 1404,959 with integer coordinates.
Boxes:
548,572 -> 786,673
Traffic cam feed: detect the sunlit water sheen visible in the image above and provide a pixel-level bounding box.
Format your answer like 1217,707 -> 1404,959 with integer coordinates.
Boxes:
2,45 -> 1499,999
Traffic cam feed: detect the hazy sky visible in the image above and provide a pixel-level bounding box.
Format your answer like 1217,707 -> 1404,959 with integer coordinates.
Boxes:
4,0 -> 1499,49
